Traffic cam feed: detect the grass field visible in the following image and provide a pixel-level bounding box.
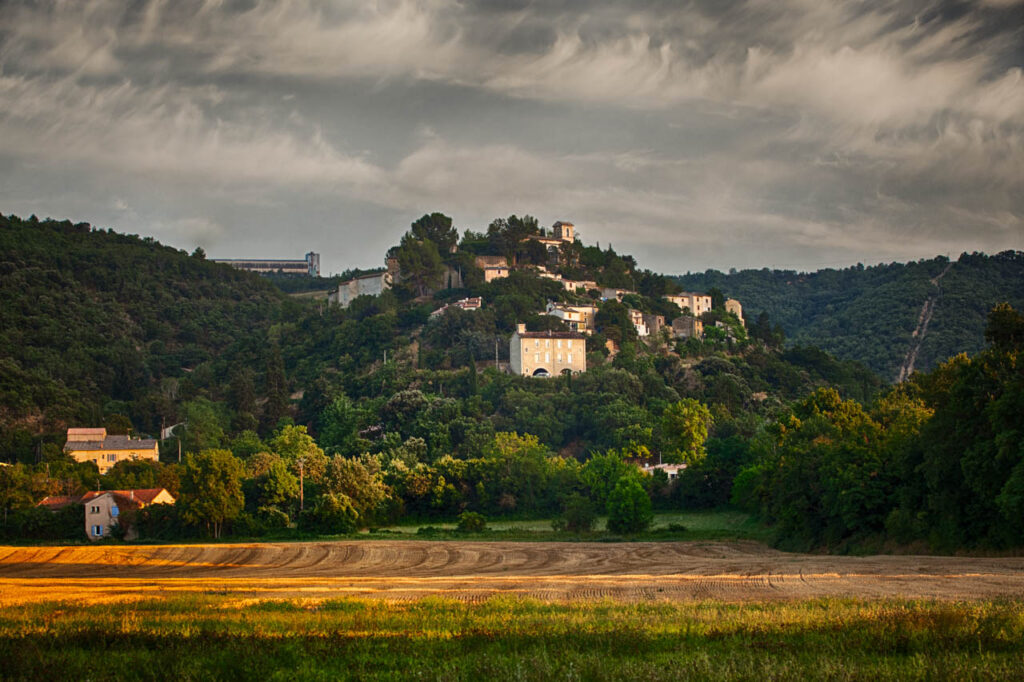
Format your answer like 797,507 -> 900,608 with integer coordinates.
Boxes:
379,509 -> 771,542
1,595 -> 1022,680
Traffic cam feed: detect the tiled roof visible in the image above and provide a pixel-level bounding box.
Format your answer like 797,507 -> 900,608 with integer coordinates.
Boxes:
81,488 -> 172,505
67,428 -> 106,437
516,330 -> 587,339
37,495 -> 82,510
64,435 -> 158,451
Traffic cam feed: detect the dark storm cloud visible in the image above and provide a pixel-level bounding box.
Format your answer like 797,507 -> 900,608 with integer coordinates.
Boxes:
0,0 -> 1020,272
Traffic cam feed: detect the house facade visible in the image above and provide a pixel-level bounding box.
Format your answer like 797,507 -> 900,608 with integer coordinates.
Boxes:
671,315 -> 704,339
725,298 -> 743,322
545,302 -> 599,334
82,488 -> 175,540
64,428 -> 159,475
38,488 -> 175,540
628,308 -> 649,337
642,313 -> 666,337
664,292 -> 713,316
510,325 -> 587,377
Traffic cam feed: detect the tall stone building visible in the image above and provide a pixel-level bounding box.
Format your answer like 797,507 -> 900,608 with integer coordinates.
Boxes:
510,324 -> 587,377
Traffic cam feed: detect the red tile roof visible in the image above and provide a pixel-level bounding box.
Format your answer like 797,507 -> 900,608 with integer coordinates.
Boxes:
80,488 -> 171,505
37,495 -> 83,510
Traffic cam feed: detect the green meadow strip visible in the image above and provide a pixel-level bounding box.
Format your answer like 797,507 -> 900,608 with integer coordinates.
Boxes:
1,597 -> 1023,680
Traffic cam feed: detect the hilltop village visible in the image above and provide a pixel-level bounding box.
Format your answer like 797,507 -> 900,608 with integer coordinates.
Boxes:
319,218 -> 745,378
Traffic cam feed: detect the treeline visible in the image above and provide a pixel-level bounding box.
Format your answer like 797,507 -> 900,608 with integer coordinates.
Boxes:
675,252 -> 1024,380
4,211 -> 1021,551
735,304 -> 1024,551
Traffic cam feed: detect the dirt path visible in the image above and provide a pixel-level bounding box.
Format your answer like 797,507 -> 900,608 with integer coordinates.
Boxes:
1,540 -> 1023,605
897,261 -> 954,382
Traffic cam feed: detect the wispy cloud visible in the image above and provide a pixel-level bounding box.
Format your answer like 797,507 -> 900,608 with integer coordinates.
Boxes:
0,0 -> 1020,271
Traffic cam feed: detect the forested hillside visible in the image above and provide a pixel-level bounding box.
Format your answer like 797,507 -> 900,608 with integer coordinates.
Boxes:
0,211 -> 873,468
0,214 -> 298,444
1,212 -> 1021,551
674,252 -> 1024,380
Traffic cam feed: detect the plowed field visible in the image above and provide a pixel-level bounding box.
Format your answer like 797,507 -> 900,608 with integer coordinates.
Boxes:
2,540 -> 1022,605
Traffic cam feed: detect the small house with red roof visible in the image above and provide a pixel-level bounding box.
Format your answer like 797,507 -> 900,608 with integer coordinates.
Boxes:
39,488 -> 175,540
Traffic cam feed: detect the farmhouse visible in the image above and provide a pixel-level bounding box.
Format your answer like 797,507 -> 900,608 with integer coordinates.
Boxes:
510,324 -> 587,377
38,488 -> 175,540
64,428 -> 159,475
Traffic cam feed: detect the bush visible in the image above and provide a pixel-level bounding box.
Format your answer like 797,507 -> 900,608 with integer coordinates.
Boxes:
456,511 -> 487,533
606,476 -> 653,534
561,494 -> 597,533
256,506 -> 291,529
299,493 -> 358,534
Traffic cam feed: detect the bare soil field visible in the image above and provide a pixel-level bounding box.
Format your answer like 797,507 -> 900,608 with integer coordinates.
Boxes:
1,540 -> 1023,605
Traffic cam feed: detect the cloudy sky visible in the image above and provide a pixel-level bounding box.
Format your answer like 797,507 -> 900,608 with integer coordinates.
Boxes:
1,0 -> 1021,274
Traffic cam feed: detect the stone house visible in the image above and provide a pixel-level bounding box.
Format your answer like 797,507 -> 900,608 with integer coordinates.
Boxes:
725,298 -> 743,323
510,324 -> 587,377
671,315 -> 704,339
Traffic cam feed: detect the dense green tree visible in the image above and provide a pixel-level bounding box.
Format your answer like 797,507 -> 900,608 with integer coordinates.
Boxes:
300,492 -> 358,534
606,475 -> 653,534
661,399 -> 713,464
410,213 -> 458,254
0,464 -> 32,526
253,458 -> 299,510
394,234 -> 444,297
179,449 -> 245,538
181,398 -> 228,454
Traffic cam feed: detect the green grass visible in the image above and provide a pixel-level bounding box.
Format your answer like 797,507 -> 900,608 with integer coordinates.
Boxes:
1,595 -> 1022,680
374,509 -> 772,543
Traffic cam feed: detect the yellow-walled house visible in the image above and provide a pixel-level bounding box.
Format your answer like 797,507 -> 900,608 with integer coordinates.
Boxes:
64,427 -> 159,475
510,324 -> 587,377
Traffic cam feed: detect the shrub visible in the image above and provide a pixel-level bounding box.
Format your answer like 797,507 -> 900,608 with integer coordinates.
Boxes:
606,476 -> 653,534
456,511 -> 487,533
561,493 -> 597,533
299,493 -> 358,534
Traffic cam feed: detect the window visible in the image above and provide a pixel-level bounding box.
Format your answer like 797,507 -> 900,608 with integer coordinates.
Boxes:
92,525 -> 103,537
111,505 -> 119,517
545,352 -> 550,363
107,453 -> 117,462
557,339 -> 562,348
568,353 -> 573,364
90,505 -> 100,514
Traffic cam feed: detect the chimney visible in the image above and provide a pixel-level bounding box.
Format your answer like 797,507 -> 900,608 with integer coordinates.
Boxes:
516,323 -> 526,334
